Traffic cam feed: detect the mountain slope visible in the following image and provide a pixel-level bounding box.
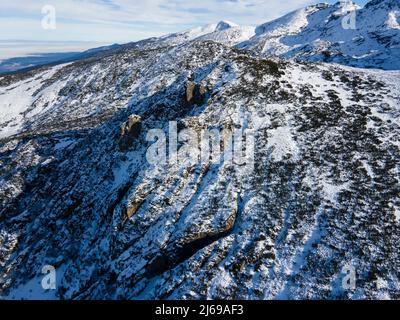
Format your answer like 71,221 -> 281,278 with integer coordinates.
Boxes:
0,39 -> 399,299
240,0 -> 400,70
0,0 -> 399,300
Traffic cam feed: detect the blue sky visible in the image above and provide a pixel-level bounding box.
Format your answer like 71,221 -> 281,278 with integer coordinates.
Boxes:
0,0 -> 369,58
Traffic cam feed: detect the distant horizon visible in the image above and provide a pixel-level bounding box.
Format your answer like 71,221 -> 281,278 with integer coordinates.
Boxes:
1,0 -> 370,60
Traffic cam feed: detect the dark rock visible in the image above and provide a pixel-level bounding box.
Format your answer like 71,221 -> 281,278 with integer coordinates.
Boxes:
118,114 -> 141,150
185,81 -> 207,106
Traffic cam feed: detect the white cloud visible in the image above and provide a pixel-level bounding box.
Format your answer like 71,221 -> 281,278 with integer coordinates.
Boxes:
1,0 -> 322,42
1,0 -> 363,58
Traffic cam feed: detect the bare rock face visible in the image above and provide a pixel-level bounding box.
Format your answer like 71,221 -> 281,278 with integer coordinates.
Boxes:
185,81 -> 207,106
118,114 -> 142,150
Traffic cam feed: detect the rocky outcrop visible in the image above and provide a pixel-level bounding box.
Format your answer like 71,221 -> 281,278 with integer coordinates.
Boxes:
118,114 -> 142,150
145,208 -> 238,278
185,81 -> 207,106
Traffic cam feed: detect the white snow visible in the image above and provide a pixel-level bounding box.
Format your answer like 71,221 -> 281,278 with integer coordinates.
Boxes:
267,126 -> 299,162
54,138 -> 76,151
4,265 -> 67,300
4,277 -> 58,300
207,268 -> 233,298
256,7 -> 311,37
321,181 -> 350,203
159,20 -> 254,46
0,63 -> 70,138
197,25 -> 255,46
387,11 -> 400,29
361,160 -> 374,178
241,0 -> 400,70
332,0 -> 360,17
395,207 -> 400,223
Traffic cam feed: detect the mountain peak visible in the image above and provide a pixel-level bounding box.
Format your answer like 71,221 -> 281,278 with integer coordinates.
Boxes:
242,0 -> 400,70
215,20 -> 238,31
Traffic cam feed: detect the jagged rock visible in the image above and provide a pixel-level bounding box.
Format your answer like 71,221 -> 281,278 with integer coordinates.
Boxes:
120,114 -> 142,138
118,114 -> 142,150
185,81 -> 207,106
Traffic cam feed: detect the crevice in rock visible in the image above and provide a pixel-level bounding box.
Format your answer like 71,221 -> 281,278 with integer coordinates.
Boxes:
145,228 -> 232,279
145,194 -> 241,278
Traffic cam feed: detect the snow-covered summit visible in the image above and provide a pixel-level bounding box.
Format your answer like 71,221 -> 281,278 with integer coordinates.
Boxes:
158,20 -> 254,46
196,23 -> 255,46
150,0 -> 400,70
239,0 -> 400,69
253,3 -> 328,37
215,20 -> 238,31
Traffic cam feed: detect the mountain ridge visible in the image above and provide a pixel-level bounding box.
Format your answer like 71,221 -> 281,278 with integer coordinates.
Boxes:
2,0 -> 400,75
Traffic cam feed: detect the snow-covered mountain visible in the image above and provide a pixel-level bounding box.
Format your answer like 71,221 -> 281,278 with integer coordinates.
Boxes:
240,0 -> 400,70
0,0 -> 399,300
4,0 -> 399,75
157,20 -> 255,46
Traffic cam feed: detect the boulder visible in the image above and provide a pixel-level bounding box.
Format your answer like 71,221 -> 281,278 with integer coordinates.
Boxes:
185,81 -> 207,106
118,114 -> 141,150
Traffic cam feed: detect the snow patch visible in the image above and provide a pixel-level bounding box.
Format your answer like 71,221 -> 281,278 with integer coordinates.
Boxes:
4,265 -> 67,300
267,126 -> 299,161
394,207 -> 400,223
0,63 -> 70,138
387,11 -> 400,29
322,181 -> 350,203
208,268 -> 233,298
